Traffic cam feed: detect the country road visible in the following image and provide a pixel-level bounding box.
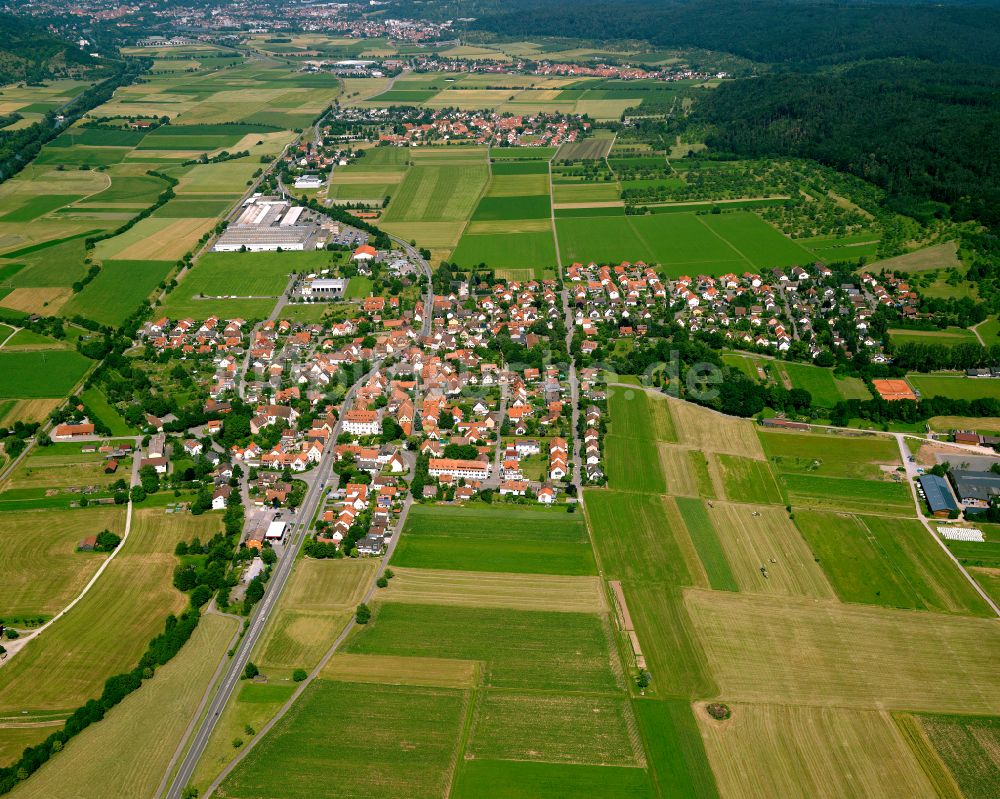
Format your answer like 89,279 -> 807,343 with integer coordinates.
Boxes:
163,233 -> 432,798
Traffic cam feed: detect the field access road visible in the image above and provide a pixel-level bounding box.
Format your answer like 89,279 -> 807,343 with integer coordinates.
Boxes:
164,361 -> 381,798
0,437 -> 143,664
895,433 -> 1000,617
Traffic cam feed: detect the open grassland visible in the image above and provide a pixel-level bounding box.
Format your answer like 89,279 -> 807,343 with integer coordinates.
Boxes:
347,602 -> 621,693
775,360 -> 873,406
891,328 -> 979,347
392,504 -> 595,576
0,728 -> 53,771
322,653 -> 479,689
8,614 -> 236,799
605,434 -> 666,494
452,760 -> 654,799
917,714 -> 1000,799
0,350 -> 90,398
555,211 -> 812,276
0,507 -> 123,619
61,260 -> 172,326
634,699 -> 720,799
705,502 -> 835,598
794,510 -> 991,616
867,241 -> 962,274
699,703 -> 938,799
608,386 -> 677,441
781,472 -> 914,514
910,374 -> 1000,401
760,428 -> 899,479
468,692 -> 644,767
0,509 -> 214,712
715,454 -> 785,504
686,588 -> 1000,713
383,568 -> 606,613
669,399 -> 765,458
220,680 -> 467,799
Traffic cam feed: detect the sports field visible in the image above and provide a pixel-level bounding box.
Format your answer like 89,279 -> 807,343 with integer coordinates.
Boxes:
391,504 -> 596,576
909,373 -> 1000,401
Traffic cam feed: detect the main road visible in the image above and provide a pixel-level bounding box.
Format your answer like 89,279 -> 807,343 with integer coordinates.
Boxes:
164,237 -> 432,798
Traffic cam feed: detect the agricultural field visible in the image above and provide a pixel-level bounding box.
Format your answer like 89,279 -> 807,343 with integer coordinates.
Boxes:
668,398 -> 765,458
60,260 -> 172,325
391,504 -> 595,575
554,211 -> 816,276
916,714 -> 1000,799
0,506 -> 124,621
7,614 -> 237,799
793,510 -> 991,615
0,508 -> 209,713
0,350 -> 91,398
714,454 -> 785,504
891,328 -> 980,348
686,588 -> 1000,713
698,703 -> 940,799
760,428 -> 900,479
219,680 -> 468,799
780,471 -> 914,514
772,359 -> 872,405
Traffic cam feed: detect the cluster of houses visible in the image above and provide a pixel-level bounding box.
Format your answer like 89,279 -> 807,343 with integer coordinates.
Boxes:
409,56 -> 725,83
566,260 -> 918,363
378,110 -> 587,148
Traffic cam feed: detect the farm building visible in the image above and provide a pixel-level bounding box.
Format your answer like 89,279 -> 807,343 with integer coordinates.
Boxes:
918,474 -> 959,517
53,423 -> 95,440
948,469 -> 1000,508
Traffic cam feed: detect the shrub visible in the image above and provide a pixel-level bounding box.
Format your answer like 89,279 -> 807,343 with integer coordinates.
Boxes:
292,668 -> 308,682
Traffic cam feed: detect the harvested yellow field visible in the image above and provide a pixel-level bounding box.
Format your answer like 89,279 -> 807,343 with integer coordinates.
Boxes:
283,558 -> 378,612
487,174 -> 549,196
380,221 -> 465,248
332,171 -> 406,185
256,608 -> 351,673
8,614 -> 237,799
112,217 -> 216,260
658,444 -> 700,497
0,287 -> 72,314
465,218 -> 552,234
0,399 -> 61,425
686,588 -> 1000,713
698,703 -> 938,799
384,568 -> 607,613
706,503 -> 835,599
669,399 -> 765,458
322,653 -> 480,688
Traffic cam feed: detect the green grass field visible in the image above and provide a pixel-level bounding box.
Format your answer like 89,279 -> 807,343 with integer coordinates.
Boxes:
452,761 -> 655,799
382,164 -> 488,223
348,602 -> 620,693
555,211 -> 814,276
634,699 -> 720,799
909,374 -> 1000,401
760,429 -> 899,480
61,260 -> 171,326
220,680 -> 467,799
781,472 -> 914,514
716,454 -> 785,504
79,386 -> 135,435
675,497 -> 738,592
471,194 -> 551,220
450,229 -> 557,273
794,511 -> 991,616
0,350 -> 91,398
391,504 -> 596,575
916,714 -> 1000,799
890,328 -> 979,348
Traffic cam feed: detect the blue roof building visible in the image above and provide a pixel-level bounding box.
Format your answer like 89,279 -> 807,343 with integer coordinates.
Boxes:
919,474 -> 958,517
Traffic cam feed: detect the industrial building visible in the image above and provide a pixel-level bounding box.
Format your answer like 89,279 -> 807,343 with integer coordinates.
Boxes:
213,195 -> 324,252
301,277 -> 349,299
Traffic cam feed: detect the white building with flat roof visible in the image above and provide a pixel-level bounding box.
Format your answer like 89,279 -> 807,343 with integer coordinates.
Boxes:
265,520 -> 288,540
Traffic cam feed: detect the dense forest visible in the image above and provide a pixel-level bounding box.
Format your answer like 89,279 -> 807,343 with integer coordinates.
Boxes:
0,12 -> 99,84
448,0 -> 1000,68
692,61 -> 1000,227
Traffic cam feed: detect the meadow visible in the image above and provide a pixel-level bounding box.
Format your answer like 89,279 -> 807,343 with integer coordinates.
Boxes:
760,428 -> 899,479
451,761 -> 655,799
219,680 -> 468,799
61,260 -> 172,326
774,359 -> 873,405
780,472 -> 914,514
715,453 -> 785,504
675,497 -> 738,592
391,504 -> 596,576
657,444 -> 716,498
347,602 -> 621,693
0,350 -> 91,398
0,506 -> 124,620
0,508 -> 208,712
793,510 -> 991,615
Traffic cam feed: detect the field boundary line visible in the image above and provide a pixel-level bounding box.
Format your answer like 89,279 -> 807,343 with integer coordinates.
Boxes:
692,212 -> 755,270
548,155 -> 563,270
